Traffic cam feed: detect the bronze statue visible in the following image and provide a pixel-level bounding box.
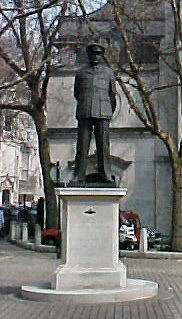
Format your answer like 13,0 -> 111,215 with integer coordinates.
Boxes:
72,43 -> 116,183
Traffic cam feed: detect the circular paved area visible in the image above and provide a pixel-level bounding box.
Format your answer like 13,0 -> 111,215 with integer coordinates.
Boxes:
0,239 -> 182,319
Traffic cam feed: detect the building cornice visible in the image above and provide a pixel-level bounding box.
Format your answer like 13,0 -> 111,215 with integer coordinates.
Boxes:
48,127 -> 153,139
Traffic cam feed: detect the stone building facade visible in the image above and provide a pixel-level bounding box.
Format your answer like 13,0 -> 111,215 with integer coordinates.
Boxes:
0,111 -> 43,206
47,1 -> 180,240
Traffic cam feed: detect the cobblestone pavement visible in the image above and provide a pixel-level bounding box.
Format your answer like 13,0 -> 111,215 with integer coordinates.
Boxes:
0,239 -> 182,319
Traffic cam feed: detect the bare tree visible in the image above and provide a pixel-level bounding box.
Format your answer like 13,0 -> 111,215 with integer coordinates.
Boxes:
0,0 -> 69,228
110,0 -> 182,251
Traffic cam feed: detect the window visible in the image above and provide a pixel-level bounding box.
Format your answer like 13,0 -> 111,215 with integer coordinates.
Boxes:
120,35 -> 162,66
4,111 -> 13,131
133,35 -> 161,64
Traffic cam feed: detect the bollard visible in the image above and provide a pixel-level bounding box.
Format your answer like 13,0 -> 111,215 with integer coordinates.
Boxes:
15,222 -> 21,240
22,223 -> 28,242
34,224 -> 42,247
139,227 -> 148,253
10,221 -> 16,240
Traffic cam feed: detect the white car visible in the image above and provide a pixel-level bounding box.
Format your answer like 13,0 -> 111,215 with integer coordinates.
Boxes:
119,216 -> 137,249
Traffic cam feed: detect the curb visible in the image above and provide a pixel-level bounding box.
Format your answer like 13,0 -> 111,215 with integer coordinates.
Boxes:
8,239 -> 182,260
9,239 -> 56,253
8,240 -> 182,259
119,250 -> 182,260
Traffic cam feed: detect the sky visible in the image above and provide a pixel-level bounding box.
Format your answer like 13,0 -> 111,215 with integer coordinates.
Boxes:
82,0 -> 107,13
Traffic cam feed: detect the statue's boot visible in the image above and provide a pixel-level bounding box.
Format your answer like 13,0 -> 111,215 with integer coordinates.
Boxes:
100,174 -> 114,183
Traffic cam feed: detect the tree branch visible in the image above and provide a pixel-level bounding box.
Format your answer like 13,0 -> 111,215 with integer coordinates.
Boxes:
0,103 -> 32,114
0,0 -> 60,38
0,46 -> 25,77
111,0 -> 161,132
0,55 -> 52,91
39,1 -> 68,100
77,0 -> 98,41
0,8 -> 22,49
16,0 -> 31,72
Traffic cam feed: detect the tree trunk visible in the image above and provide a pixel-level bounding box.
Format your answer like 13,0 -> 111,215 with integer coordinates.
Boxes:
171,159 -> 182,251
33,109 -> 58,229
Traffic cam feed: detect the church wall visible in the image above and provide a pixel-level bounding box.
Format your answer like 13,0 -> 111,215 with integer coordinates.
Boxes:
155,161 -> 172,241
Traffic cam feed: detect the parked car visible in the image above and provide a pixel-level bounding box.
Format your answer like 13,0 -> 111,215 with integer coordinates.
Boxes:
1,206 -> 19,235
120,211 -> 141,247
147,228 -> 162,248
41,228 -> 60,246
120,210 -> 162,249
119,215 -> 137,250
0,206 -> 5,237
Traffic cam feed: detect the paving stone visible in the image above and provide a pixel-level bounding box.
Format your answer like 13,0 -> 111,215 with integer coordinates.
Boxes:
0,240 -> 182,319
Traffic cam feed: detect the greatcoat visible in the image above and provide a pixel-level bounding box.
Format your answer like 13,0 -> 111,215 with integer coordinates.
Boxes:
74,64 -> 116,119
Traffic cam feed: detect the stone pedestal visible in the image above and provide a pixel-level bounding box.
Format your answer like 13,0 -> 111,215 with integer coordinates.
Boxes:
52,187 -> 127,290
21,187 -> 158,303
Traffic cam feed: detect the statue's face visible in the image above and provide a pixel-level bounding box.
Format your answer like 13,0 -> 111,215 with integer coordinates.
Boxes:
88,50 -> 103,66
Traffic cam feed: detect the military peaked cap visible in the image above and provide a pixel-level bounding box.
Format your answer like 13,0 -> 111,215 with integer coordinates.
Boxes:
86,42 -> 105,53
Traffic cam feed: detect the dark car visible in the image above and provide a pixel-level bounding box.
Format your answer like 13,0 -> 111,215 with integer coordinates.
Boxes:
147,228 -> 162,248
0,206 -> 5,237
3,206 -> 19,235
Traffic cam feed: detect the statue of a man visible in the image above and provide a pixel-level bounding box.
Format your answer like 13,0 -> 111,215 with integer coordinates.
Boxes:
72,43 -> 116,183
